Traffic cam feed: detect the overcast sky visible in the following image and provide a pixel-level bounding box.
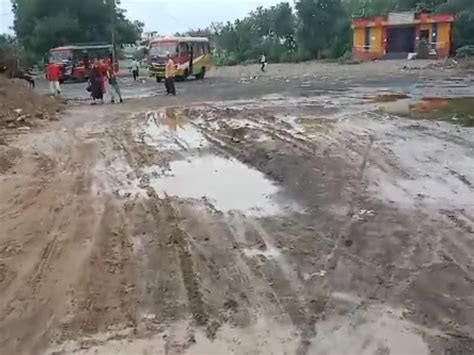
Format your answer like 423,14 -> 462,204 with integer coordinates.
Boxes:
0,0 -> 281,35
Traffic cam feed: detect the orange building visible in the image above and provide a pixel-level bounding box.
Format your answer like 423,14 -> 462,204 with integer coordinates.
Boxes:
352,12 -> 454,61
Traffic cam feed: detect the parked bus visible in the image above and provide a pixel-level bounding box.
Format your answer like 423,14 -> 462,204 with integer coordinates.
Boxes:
148,37 -> 212,82
47,44 -> 117,82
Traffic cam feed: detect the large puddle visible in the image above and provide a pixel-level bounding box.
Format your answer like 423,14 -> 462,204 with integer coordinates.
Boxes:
144,155 -> 285,216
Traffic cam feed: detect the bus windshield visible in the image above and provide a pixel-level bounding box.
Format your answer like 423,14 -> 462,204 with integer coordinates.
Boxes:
49,50 -> 72,63
150,42 -> 178,57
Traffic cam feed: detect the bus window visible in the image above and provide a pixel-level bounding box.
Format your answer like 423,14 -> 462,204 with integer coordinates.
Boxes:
193,43 -> 200,56
179,43 -> 189,55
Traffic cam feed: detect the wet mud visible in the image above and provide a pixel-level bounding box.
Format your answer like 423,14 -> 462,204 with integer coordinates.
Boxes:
1,68 -> 474,354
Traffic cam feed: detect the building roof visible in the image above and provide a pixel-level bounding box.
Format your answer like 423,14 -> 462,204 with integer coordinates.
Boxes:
352,12 -> 454,29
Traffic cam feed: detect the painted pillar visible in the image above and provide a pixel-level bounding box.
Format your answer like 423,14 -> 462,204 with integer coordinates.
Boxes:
382,26 -> 388,55
415,25 -> 421,51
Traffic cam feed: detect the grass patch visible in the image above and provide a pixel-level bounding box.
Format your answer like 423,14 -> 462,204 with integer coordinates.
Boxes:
407,97 -> 474,127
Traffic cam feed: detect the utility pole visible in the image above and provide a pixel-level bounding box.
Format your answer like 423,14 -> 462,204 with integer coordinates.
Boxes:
111,0 -> 116,66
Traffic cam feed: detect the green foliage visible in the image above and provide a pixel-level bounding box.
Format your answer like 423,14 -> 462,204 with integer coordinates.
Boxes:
11,0 -> 143,59
436,0 -> 474,50
295,0 -> 346,58
456,45 -> 474,58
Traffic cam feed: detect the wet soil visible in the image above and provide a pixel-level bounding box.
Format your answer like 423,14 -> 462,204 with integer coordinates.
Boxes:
409,97 -> 474,127
1,62 -> 474,354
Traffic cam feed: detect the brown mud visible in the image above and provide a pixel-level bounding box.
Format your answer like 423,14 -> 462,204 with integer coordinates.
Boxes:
1,63 -> 474,354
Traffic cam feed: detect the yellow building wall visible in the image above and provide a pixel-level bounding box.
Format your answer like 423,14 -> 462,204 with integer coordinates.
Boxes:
370,26 -> 382,54
353,28 -> 365,50
438,22 -> 451,48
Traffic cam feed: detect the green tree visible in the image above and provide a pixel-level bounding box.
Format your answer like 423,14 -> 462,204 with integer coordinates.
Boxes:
212,3 -> 296,64
295,0 -> 345,58
11,0 -> 143,59
436,0 -> 474,50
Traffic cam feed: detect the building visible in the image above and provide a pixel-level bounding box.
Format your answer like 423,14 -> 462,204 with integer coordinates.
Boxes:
352,12 -> 454,61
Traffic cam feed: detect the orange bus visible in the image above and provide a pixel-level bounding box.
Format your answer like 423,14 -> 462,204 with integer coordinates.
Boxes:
148,37 -> 213,82
47,44 -> 117,82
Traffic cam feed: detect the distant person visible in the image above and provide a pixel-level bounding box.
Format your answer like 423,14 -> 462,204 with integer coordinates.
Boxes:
260,53 -> 267,72
164,53 -> 176,96
130,59 -> 140,81
107,65 -> 123,104
47,62 -> 61,95
88,59 -> 104,104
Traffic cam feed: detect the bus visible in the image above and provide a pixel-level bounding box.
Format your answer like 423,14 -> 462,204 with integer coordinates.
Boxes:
47,44 -> 117,82
148,37 -> 212,82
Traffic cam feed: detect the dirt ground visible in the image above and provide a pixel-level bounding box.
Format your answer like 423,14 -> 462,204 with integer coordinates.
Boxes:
1,60 -> 474,355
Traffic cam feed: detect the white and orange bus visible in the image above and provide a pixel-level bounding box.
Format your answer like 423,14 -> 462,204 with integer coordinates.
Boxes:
148,37 -> 213,82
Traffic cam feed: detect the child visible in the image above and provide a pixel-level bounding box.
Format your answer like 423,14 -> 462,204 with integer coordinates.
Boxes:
107,66 -> 123,103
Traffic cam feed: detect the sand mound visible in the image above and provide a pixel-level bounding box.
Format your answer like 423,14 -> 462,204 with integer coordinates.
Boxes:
0,75 -> 60,129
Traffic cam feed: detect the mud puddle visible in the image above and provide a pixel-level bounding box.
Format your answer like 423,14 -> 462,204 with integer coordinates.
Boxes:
377,96 -> 474,126
409,97 -> 474,126
143,155 -> 291,216
137,109 -> 208,150
365,93 -> 410,102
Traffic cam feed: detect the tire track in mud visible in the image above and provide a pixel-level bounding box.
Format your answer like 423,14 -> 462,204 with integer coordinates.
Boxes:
28,234 -> 59,291
107,123 -> 210,331
243,219 -> 319,355
65,199 -> 137,338
324,135 -> 374,271
154,193 -> 208,328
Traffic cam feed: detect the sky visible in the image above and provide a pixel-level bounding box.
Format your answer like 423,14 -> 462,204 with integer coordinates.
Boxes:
0,0 -> 281,35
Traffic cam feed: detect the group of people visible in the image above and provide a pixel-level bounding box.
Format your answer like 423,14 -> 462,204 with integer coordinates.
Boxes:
46,58 -> 122,104
46,53 -> 179,102
88,58 -> 123,104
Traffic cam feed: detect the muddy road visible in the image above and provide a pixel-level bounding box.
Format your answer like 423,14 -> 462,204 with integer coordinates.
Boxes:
1,62 -> 474,354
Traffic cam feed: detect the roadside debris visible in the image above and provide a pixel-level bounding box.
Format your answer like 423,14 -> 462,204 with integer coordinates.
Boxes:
0,75 -> 60,129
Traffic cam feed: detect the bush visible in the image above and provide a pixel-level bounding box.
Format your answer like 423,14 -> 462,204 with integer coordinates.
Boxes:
338,51 -> 361,65
456,45 -> 474,58
215,54 -> 239,67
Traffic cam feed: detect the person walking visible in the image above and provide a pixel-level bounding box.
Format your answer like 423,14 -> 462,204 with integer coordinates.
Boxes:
107,65 -> 123,103
98,59 -> 108,97
164,53 -> 176,96
88,59 -> 104,104
47,62 -> 61,96
260,53 -> 267,72
131,59 -> 140,81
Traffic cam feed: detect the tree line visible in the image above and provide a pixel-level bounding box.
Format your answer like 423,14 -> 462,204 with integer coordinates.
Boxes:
183,0 -> 474,65
6,0 -> 143,65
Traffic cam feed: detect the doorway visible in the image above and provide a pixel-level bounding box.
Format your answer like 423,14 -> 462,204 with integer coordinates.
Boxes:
387,26 -> 416,54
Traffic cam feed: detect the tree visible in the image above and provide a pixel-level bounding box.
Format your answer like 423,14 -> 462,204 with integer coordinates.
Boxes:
436,0 -> 474,50
11,0 -> 143,59
295,0 -> 345,58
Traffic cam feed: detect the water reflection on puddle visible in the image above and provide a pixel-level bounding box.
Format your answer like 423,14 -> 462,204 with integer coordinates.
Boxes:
146,155 -> 284,216
138,109 -> 208,150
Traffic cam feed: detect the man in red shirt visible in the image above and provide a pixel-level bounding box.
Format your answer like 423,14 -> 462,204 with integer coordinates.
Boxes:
47,62 -> 61,96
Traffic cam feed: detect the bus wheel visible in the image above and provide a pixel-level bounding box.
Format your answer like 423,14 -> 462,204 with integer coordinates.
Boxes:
196,67 -> 206,80
156,76 -> 162,83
